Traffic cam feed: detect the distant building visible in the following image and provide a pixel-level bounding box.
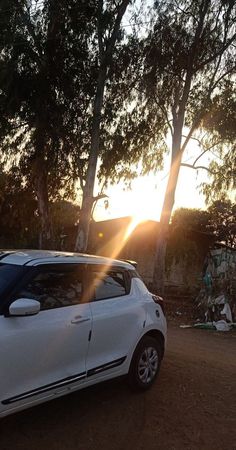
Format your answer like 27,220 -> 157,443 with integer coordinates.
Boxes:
87,217 -> 215,296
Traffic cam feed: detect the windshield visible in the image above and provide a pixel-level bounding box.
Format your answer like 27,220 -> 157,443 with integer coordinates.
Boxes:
0,263 -> 25,298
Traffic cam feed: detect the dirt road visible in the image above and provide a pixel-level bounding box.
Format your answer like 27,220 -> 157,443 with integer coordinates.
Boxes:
1,324 -> 236,450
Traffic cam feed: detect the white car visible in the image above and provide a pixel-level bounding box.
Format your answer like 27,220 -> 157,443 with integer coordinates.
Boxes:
0,250 -> 167,418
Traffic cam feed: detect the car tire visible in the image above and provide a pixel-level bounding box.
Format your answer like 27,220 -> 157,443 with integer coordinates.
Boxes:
128,336 -> 162,390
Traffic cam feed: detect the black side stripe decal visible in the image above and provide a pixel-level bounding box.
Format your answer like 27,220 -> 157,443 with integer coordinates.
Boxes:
2,372 -> 86,405
87,356 -> 126,377
2,356 -> 126,406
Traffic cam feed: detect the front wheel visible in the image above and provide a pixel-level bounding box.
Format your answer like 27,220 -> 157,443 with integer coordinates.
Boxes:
128,336 -> 162,390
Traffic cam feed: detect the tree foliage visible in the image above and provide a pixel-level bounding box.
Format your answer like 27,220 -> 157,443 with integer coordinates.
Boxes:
201,87 -> 236,200
207,199 -> 236,247
99,1 -> 236,179
171,200 -> 236,248
0,0 -> 235,267
109,0 -> 236,293
0,0 -> 134,248
0,165 -> 79,247
171,207 -> 211,234
0,0 -> 99,245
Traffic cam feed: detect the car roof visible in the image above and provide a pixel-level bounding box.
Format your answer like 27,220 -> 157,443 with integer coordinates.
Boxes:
0,250 -> 132,269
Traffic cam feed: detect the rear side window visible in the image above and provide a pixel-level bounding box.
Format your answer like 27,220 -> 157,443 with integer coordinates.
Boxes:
91,269 -> 127,301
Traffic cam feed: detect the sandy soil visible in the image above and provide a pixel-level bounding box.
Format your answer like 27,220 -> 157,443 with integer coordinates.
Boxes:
1,323 -> 236,450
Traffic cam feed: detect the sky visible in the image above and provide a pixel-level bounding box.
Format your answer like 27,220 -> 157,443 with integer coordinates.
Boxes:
93,142 -> 215,223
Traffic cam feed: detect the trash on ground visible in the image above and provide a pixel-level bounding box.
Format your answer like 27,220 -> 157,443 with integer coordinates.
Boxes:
213,320 -> 231,332
180,321 -> 236,331
195,246 -> 236,326
193,322 -> 216,330
220,303 -> 232,322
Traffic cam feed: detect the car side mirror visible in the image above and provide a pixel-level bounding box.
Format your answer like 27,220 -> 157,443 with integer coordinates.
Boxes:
9,298 -> 41,316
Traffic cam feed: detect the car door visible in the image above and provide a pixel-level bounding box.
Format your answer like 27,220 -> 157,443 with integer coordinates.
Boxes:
0,263 -> 92,413
86,265 -> 146,379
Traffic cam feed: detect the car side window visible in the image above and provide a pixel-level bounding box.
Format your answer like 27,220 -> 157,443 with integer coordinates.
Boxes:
92,269 -> 127,301
15,265 -> 84,311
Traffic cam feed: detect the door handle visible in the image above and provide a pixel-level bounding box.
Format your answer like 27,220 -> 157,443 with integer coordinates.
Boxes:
71,315 -> 90,324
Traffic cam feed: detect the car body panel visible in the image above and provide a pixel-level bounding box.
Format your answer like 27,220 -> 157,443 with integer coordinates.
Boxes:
86,280 -> 147,380
0,250 -> 167,418
0,303 -> 92,416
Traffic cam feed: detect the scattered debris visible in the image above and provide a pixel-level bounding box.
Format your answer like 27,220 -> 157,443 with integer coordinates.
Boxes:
195,247 -> 236,326
220,303 -> 232,322
193,322 -> 215,330
180,321 -> 236,331
213,320 -> 231,332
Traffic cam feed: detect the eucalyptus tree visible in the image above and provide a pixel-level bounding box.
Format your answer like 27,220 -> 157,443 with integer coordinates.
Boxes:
0,165 -> 81,248
0,0 -> 134,250
100,0 -> 236,294
201,87 -> 236,201
0,0 -> 97,248
146,0 -> 236,293
74,0 -> 131,252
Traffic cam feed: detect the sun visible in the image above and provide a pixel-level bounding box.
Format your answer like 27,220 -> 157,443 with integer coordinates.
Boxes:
131,206 -> 152,225
123,193 -> 159,241
128,188 -> 159,224
94,175 -> 163,224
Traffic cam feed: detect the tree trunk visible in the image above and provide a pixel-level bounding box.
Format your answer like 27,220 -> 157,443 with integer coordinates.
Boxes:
152,128 -> 183,295
75,66 -> 106,252
34,156 -> 52,249
151,1 -> 211,294
75,193 -> 93,253
75,0 -> 130,253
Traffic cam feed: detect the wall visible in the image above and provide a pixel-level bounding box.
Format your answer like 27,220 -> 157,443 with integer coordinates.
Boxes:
88,218 -> 212,296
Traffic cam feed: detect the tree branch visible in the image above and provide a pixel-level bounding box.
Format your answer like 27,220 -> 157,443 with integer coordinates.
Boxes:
195,33 -> 236,72
182,133 -> 206,146
212,65 -> 236,91
181,162 -> 223,176
181,135 -> 222,165
8,121 -> 29,131
180,116 -> 202,155
93,193 -> 108,202
193,148 -> 211,166
19,7 -> 43,66
174,1 -> 209,130
103,0 -> 130,64
97,0 -> 104,64
154,96 -> 173,136
91,193 -> 108,219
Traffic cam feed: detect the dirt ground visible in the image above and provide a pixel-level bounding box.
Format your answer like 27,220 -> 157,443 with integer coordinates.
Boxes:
1,321 -> 236,450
